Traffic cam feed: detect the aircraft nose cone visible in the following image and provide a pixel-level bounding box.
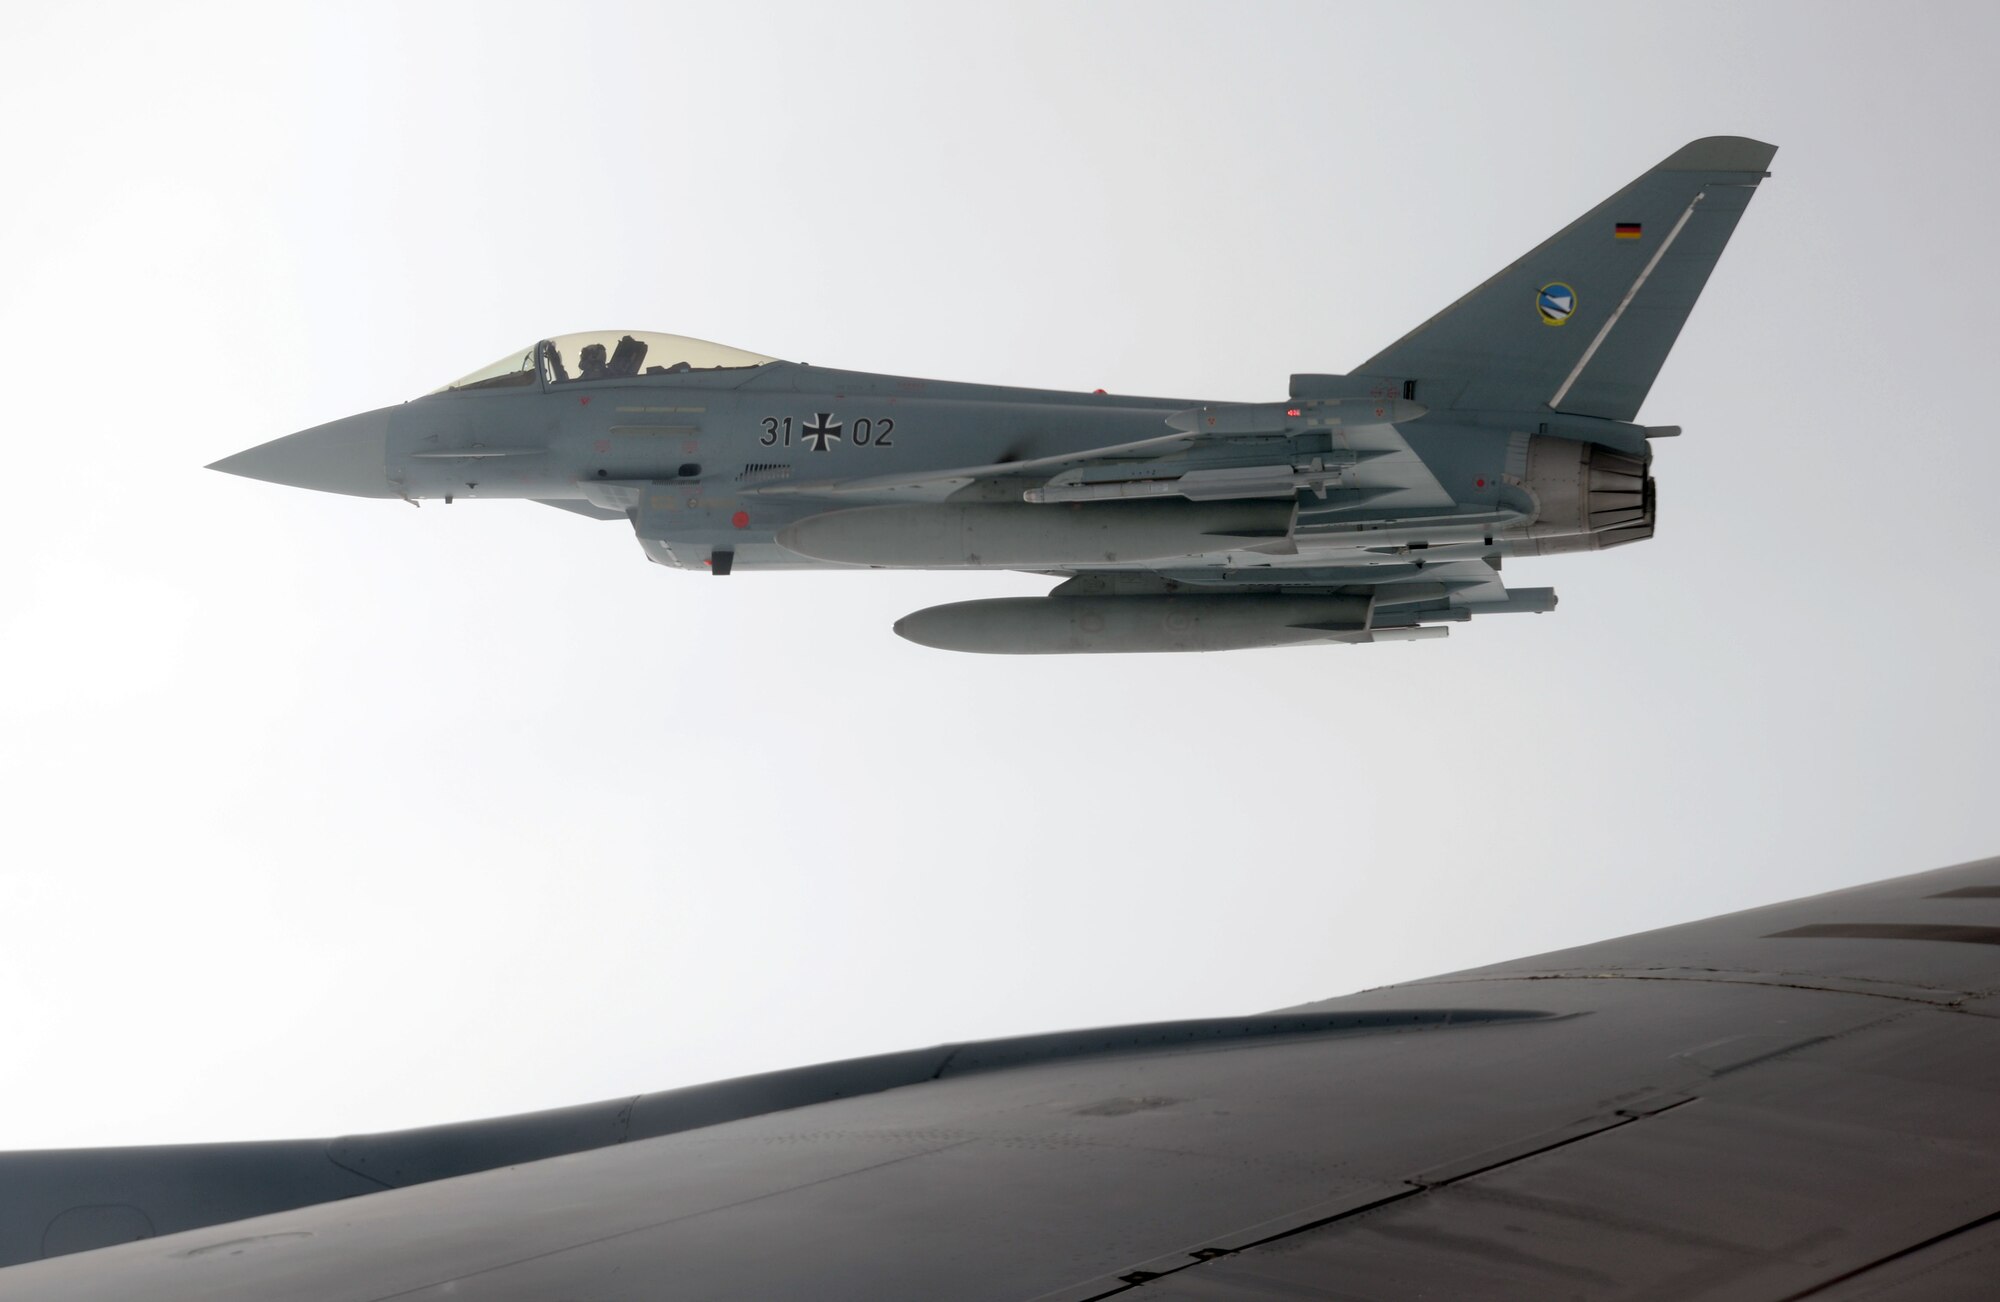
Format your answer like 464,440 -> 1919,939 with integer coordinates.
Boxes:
208,409 -> 396,498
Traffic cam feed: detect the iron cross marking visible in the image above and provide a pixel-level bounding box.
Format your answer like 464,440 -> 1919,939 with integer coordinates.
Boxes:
801,412 -> 843,452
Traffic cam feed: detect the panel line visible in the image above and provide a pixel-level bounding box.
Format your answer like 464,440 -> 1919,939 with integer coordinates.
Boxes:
1549,191 -> 1707,410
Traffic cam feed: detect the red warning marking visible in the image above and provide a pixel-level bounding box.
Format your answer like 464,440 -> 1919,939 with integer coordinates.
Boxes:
731,511 -> 749,529
1476,478 -> 1486,488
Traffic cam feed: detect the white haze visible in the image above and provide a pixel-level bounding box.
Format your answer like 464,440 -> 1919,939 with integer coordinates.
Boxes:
0,2 -> 1994,1147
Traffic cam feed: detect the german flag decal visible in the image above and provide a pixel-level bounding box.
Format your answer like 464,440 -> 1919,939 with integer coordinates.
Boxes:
1614,222 -> 1643,239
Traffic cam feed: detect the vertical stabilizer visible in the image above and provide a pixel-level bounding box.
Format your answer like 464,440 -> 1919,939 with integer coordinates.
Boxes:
1362,137 -> 1776,421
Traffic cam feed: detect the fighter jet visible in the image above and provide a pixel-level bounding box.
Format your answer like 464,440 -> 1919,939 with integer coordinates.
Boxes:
211,137 -> 1776,653
5,849 -> 1999,1299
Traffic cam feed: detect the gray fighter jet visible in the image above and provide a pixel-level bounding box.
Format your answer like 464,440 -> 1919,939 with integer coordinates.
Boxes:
211,138 -> 1775,652
5,850 -> 1999,1299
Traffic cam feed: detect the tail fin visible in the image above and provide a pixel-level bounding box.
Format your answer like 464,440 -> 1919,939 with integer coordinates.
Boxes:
1363,136 -> 1776,421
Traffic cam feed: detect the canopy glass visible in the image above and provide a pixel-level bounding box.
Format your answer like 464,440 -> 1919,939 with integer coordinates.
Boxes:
433,332 -> 777,394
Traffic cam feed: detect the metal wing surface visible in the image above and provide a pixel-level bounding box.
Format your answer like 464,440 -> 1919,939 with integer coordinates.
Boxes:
8,856 -> 2000,1300
739,395 -> 1434,507
738,426 -> 1206,503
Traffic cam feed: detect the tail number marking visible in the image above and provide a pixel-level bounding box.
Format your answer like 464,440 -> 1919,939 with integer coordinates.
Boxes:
760,415 -> 894,450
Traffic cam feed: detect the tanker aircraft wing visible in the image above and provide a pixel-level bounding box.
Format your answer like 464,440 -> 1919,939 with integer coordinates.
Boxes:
7,852 -> 2000,1300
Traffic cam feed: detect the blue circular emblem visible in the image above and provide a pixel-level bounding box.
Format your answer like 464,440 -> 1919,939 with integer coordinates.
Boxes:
1537,282 -> 1577,327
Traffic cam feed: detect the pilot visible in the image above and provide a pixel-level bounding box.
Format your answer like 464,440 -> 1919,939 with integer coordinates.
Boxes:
577,342 -> 609,381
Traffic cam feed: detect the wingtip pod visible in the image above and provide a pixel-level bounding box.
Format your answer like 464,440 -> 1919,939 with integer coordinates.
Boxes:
1658,136 -> 1778,174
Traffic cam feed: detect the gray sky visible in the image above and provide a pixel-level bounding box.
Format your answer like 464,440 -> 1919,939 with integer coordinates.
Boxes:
1,1 -> 1995,1149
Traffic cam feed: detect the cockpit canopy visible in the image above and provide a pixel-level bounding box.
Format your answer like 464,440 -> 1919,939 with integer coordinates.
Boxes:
432,331 -> 778,394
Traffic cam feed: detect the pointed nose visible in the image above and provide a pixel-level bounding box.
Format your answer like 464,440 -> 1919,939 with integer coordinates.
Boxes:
208,409 -> 396,498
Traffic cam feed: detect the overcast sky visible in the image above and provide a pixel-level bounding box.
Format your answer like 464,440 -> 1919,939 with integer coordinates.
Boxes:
1,1 -> 1995,1149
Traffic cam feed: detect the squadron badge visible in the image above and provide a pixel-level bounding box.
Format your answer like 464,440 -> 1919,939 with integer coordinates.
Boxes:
1537,282 -> 1577,327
